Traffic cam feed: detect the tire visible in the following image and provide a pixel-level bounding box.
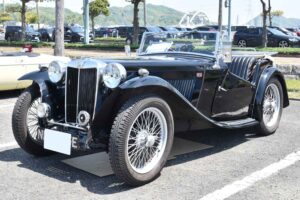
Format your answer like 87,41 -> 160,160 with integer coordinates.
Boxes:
238,39 -> 247,48
278,40 -> 289,48
109,95 -> 174,186
12,84 -> 54,156
258,78 -> 283,136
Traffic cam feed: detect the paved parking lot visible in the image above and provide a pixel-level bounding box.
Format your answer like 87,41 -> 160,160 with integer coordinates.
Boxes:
0,91 -> 299,200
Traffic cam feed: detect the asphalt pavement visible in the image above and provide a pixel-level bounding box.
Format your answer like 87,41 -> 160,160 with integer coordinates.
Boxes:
0,90 -> 299,200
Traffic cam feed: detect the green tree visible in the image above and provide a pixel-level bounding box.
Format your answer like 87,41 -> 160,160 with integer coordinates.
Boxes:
126,0 -> 143,44
0,12 -> 12,24
271,10 -> 284,17
26,11 -> 38,24
89,0 -> 109,35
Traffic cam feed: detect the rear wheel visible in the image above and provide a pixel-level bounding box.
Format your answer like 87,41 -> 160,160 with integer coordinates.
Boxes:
109,96 -> 174,186
238,39 -> 247,48
278,40 -> 289,48
258,78 -> 283,136
12,85 -> 53,156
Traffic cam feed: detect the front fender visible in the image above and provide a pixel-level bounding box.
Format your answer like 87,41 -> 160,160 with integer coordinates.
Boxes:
252,66 -> 289,120
18,70 -> 53,104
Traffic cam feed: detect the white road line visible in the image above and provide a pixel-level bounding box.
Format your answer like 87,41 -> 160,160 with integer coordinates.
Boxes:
200,151 -> 300,200
0,103 -> 15,109
0,142 -> 18,150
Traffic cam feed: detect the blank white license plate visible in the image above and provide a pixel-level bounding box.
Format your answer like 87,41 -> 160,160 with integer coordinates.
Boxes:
44,129 -> 71,155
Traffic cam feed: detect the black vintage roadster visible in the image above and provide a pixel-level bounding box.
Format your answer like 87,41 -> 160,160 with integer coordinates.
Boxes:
12,31 -> 289,186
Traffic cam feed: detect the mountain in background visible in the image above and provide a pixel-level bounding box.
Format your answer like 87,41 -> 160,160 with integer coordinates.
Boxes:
247,15 -> 300,28
6,4 -> 185,27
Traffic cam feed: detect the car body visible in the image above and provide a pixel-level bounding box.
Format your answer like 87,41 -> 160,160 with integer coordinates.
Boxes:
233,27 -> 299,47
38,28 -> 54,42
0,52 -> 70,91
5,26 -> 40,42
12,31 -> 289,186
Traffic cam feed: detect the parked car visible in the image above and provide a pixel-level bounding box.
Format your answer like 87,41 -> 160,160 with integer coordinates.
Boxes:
5,26 -> 40,42
12,30 -> 289,186
95,27 -> 117,37
233,27 -> 299,48
38,28 -> 54,42
0,52 -> 70,91
286,28 -> 300,37
52,26 -> 94,43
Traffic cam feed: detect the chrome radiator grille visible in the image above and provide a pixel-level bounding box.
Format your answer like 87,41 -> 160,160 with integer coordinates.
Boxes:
168,79 -> 196,101
65,67 -> 98,123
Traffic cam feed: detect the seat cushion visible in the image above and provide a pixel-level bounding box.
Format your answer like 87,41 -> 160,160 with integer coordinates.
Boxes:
228,56 -> 257,81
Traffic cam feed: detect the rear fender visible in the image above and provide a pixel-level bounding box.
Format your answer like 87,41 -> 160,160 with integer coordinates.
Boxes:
252,66 -> 289,120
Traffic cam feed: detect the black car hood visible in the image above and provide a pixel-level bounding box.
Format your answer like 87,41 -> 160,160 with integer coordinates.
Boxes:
100,55 -> 214,70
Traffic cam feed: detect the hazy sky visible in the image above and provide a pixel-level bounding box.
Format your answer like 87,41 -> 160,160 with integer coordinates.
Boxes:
25,0 -> 300,25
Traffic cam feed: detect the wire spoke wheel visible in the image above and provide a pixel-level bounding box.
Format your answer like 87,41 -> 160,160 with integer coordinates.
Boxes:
26,97 -> 44,142
127,107 -> 168,174
263,84 -> 281,128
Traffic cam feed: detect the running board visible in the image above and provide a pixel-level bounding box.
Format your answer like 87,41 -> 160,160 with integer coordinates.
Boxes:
215,118 -> 259,129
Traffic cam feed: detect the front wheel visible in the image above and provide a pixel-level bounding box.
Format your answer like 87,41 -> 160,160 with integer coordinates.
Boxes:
258,78 -> 283,136
109,96 -> 174,186
12,85 -> 54,156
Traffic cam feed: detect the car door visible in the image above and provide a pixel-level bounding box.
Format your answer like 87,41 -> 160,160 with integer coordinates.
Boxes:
0,56 -> 27,91
247,28 -> 263,47
211,68 -> 254,120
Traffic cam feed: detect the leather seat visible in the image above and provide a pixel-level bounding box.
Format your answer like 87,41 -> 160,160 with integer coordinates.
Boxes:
228,56 -> 257,81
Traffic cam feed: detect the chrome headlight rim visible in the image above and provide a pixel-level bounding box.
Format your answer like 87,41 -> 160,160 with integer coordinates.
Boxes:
48,60 -> 66,83
102,63 -> 127,89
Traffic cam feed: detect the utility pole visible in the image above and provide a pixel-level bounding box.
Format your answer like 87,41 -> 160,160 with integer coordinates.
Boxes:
54,0 -> 64,56
83,0 -> 90,44
225,0 -> 232,41
218,0 -> 223,32
143,0 -> 147,27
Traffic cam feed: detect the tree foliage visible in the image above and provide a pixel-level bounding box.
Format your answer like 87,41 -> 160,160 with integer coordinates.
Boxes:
0,13 -> 12,23
89,0 -> 110,34
26,12 -> 38,24
271,10 -> 284,17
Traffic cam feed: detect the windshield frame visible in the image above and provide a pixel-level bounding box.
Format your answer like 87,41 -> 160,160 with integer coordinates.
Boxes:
137,31 -> 221,58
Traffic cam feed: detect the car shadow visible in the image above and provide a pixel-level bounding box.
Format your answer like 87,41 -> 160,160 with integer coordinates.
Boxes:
0,127 -> 260,195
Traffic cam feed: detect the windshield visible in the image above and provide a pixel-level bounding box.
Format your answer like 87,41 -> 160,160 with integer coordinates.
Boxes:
71,26 -> 84,33
268,28 -> 286,36
138,31 -> 219,56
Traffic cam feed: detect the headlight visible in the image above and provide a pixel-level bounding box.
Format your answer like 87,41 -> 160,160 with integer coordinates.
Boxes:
102,63 -> 127,89
48,61 -> 65,83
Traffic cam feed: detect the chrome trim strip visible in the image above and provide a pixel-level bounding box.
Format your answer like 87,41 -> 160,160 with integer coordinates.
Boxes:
48,120 -> 87,131
92,68 -> 100,120
76,68 -> 81,123
65,67 -> 68,123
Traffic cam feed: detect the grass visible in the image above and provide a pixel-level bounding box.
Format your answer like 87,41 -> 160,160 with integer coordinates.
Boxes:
256,47 -> 300,56
0,41 -> 53,48
286,79 -> 300,99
